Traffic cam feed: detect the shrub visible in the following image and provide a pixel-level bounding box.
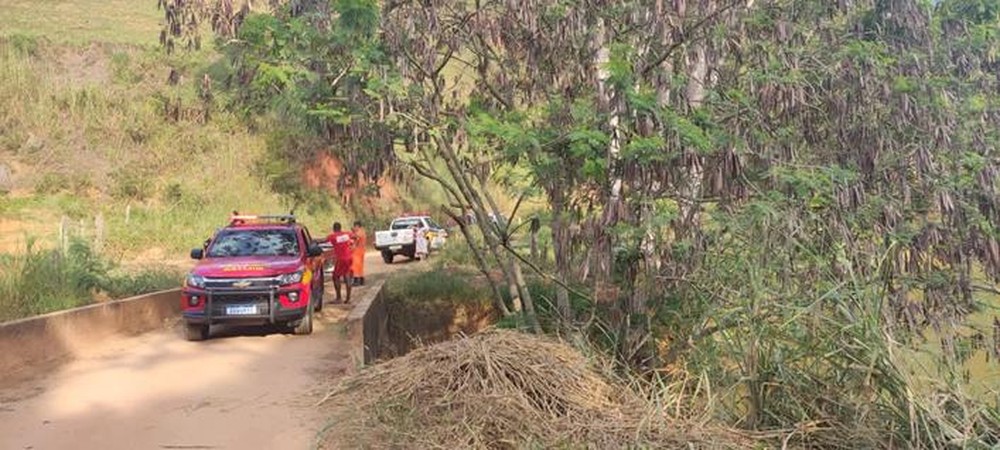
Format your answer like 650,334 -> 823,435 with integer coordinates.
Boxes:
0,238 -> 178,322
34,173 -> 69,195
110,165 -> 153,200
385,267 -> 487,309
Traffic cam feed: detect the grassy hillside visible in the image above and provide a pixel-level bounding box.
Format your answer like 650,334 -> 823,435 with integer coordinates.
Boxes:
0,36 -> 347,259
0,1 -> 415,319
0,0 -> 161,45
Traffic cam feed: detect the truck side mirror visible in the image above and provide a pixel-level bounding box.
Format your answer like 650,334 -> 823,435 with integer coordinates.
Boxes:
307,243 -> 323,257
190,248 -> 204,260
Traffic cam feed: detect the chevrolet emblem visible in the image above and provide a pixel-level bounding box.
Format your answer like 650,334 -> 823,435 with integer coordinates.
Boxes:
232,280 -> 253,289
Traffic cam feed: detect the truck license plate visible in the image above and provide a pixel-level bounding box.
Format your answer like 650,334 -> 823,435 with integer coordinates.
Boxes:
225,304 -> 257,315
390,245 -> 402,251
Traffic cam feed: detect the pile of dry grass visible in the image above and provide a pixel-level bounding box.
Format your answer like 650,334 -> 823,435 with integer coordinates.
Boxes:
316,329 -> 748,449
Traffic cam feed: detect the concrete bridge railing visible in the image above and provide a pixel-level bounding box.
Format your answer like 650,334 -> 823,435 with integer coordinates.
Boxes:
0,279 -> 391,385
344,279 -> 388,366
0,289 -> 182,383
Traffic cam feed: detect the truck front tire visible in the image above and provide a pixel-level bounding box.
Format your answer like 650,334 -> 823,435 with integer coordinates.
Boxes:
184,323 -> 209,341
293,304 -> 313,335
382,251 -> 394,264
313,280 -> 324,312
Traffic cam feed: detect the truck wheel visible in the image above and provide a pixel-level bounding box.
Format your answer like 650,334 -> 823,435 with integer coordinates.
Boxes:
184,323 -> 209,341
313,281 -> 324,312
293,304 -> 313,335
381,251 -> 394,264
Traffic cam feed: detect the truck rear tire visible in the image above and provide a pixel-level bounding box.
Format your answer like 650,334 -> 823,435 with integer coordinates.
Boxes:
293,305 -> 313,335
382,251 -> 394,264
185,323 -> 209,341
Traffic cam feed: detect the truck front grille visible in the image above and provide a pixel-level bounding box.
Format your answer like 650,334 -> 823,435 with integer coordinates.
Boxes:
202,276 -> 281,289
209,292 -> 272,317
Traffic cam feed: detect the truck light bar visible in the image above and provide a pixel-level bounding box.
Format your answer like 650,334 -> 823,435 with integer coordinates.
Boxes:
229,212 -> 297,225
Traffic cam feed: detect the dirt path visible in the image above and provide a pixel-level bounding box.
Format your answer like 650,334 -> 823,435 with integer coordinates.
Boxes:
0,252 -> 418,450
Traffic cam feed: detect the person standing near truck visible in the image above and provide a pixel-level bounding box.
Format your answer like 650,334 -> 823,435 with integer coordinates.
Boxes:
351,221 -> 367,286
414,222 -> 429,261
327,222 -> 354,303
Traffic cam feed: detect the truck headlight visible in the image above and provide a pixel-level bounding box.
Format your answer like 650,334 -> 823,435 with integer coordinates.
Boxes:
278,270 -> 304,286
186,274 -> 206,289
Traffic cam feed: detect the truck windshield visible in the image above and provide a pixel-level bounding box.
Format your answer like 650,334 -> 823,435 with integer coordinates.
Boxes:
206,229 -> 300,257
391,219 -> 421,230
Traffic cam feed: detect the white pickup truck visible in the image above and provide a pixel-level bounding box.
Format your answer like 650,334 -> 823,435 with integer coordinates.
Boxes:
373,215 -> 448,263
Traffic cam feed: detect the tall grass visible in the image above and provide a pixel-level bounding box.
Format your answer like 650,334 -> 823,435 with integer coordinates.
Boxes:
640,204 -> 1000,448
0,238 -> 178,322
385,266 -> 491,310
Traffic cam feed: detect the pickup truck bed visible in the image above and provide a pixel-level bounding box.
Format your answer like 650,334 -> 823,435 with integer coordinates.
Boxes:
373,215 -> 448,264
374,229 -> 416,263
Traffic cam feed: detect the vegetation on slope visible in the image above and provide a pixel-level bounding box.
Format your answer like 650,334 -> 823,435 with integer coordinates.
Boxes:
0,35 -> 346,255
0,238 -> 177,322
0,0 -> 440,318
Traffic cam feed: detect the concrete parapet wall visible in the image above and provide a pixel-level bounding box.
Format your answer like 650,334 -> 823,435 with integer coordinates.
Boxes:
0,289 -> 181,383
344,280 -> 387,367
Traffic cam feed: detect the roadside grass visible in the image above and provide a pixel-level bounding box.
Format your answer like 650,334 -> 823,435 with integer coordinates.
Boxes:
384,266 -> 490,310
0,238 -> 179,322
0,0 -> 161,46
429,238 -> 480,268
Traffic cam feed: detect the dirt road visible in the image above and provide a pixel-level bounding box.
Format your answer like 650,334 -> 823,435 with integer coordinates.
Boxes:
0,252 -> 412,450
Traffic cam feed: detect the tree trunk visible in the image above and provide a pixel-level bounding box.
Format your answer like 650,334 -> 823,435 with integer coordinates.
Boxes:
512,258 -> 542,333
434,135 -> 538,330
530,217 -> 539,261
476,171 -> 543,330
677,1 -> 712,238
551,190 -> 573,324
443,208 -> 513,316
592,15 -> 623,300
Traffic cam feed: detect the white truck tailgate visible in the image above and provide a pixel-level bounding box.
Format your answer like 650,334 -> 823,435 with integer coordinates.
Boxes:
375,229 -> 414,248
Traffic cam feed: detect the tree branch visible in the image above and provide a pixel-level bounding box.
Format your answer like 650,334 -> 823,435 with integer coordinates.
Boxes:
639,0 -> 743,78
500,242 -> 595,306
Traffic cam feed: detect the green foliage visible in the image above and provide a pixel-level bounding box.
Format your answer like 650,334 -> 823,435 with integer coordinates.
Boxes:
0,239 -> 179,322
334,0 -> 380,39
33,173 -> 70,195
385,267 -> 489,309
102,268 -> 179,299
0,36 -> 351,257
431,238 -> 480,269
218,0 -> 394,193
110,165 -> 154,201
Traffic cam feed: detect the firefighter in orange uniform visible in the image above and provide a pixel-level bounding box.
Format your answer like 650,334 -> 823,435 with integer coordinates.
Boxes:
352,221 -> 367,286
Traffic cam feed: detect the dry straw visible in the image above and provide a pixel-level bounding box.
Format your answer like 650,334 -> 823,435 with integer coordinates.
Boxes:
316,329 -> 748,449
